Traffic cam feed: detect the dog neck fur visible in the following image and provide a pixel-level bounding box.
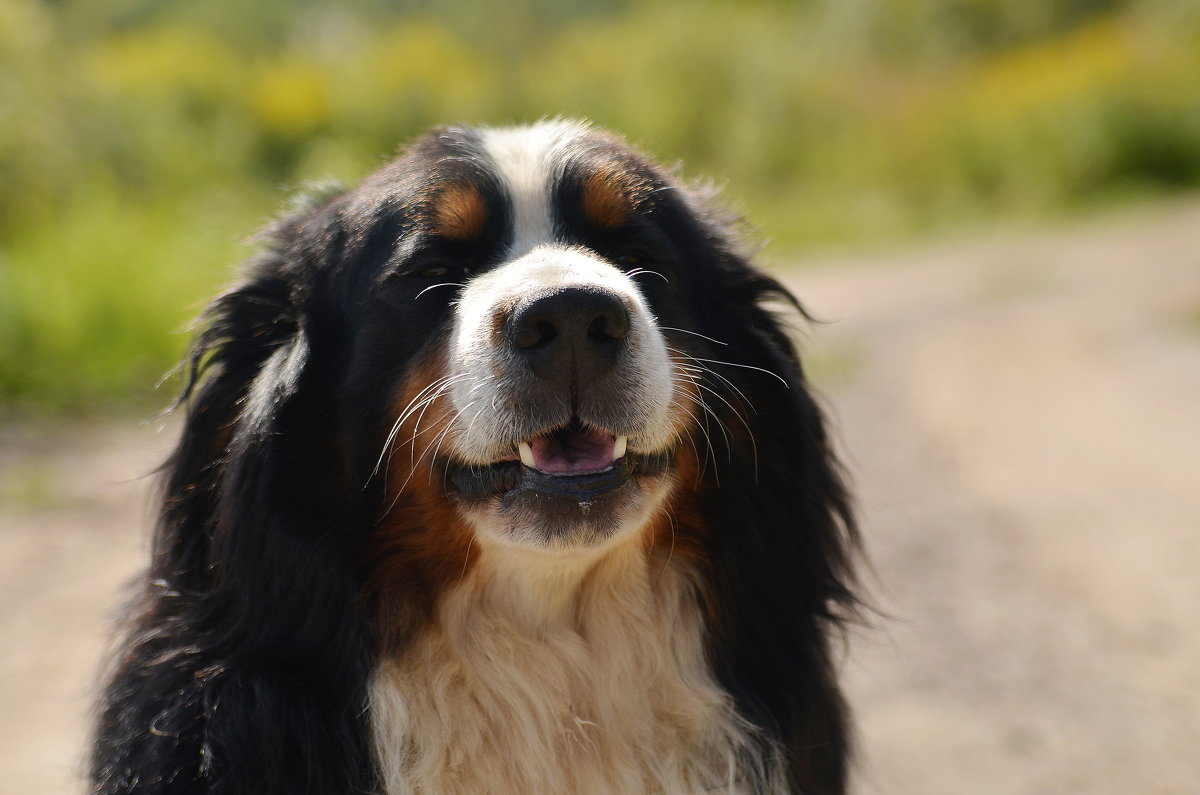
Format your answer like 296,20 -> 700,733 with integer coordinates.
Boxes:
368,533 -> 782,794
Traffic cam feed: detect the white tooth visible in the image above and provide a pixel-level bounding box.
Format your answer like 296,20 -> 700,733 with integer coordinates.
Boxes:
614,436 -> 627,460
518,442 -> 536,468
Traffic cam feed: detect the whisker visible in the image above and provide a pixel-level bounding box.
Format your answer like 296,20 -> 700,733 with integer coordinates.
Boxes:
695,381 -> 758,483
666,347 -> 758,412
415,282 -> 465,299
657,505 -> 678,579
467,376 -> 495,395
688,356 -> 789,388
385,375 -> 471,480
368,373 -> 467,486
626,268 -> 670,285
683,380 -> 723,485
406,377 -> 472,469
442,402 -> 489,491
694,385 -> 732,456
670,365 -> 713,483
424,405 -> 470,486
397,402 -> 461,497
671,348 -> 760,481
461,401 -> 489,446
670,399 -> 707,486
658,327 -> 728,346
458,534 -> 475,585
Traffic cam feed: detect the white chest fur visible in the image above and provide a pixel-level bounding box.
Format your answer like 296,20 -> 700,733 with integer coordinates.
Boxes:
368,540 -> 780,794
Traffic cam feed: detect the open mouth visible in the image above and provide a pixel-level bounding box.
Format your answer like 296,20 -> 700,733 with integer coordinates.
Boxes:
447,420 -> 670,503
518,422 -> 626,475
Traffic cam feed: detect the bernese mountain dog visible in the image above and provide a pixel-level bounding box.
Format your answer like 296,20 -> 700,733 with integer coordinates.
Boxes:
91,120 -> 859,794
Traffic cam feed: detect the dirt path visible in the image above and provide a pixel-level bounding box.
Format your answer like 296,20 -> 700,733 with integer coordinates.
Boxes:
2,202 -> 1198,794
0,421 -> 173,794
786,202 -> 1200,794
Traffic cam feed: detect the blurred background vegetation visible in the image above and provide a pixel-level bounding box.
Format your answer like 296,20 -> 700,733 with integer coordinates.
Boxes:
2,0 -> 1199,416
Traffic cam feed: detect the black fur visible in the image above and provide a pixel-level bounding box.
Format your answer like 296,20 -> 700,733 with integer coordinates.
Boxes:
91,123 -> 858,794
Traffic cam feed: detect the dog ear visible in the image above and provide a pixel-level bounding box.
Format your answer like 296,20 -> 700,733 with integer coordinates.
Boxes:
165,191 -> 369,656
154,263 -> 301,591
155,191 -> 346,598
660,189 -> 860,793
709,268 -> 859,794
129,192 -> 380,790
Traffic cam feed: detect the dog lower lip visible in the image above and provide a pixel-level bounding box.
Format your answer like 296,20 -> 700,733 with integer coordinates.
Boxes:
511,467 -> 630,507
446,450 -> 672,502
448,459 -> 626,502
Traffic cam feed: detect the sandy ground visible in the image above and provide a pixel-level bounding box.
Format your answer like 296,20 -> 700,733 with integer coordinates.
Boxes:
2,202 -> 1198,794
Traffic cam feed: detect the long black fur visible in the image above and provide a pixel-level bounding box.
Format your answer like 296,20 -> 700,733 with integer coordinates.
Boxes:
91,124 -> 858,794
648,194 -> 859,793
92,194 -> 381,793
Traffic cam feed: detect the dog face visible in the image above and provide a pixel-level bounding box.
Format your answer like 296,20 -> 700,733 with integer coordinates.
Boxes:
324,121 -> 732,553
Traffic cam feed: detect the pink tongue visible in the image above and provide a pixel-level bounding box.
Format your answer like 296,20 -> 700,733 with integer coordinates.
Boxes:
530,428 -> 616,474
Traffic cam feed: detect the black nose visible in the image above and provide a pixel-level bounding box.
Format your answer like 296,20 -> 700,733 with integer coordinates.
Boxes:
507,287 -> 631,394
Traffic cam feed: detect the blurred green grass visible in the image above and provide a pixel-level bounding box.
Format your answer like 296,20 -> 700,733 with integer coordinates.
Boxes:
2,0 -> 1199,415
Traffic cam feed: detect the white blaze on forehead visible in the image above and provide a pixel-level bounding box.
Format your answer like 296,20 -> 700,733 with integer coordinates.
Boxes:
479,121 -> 590,256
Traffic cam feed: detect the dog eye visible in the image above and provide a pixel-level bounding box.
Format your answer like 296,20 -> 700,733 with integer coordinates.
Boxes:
408,261 -> 454,279
617,251 -> 647,267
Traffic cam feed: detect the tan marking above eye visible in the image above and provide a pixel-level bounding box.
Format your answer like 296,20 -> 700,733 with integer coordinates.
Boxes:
582,170 -> 635,228
432,184 -> 488,240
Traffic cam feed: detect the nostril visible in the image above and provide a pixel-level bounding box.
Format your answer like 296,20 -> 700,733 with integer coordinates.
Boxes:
516,318 -> 557,350
588,310 -> 630,343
